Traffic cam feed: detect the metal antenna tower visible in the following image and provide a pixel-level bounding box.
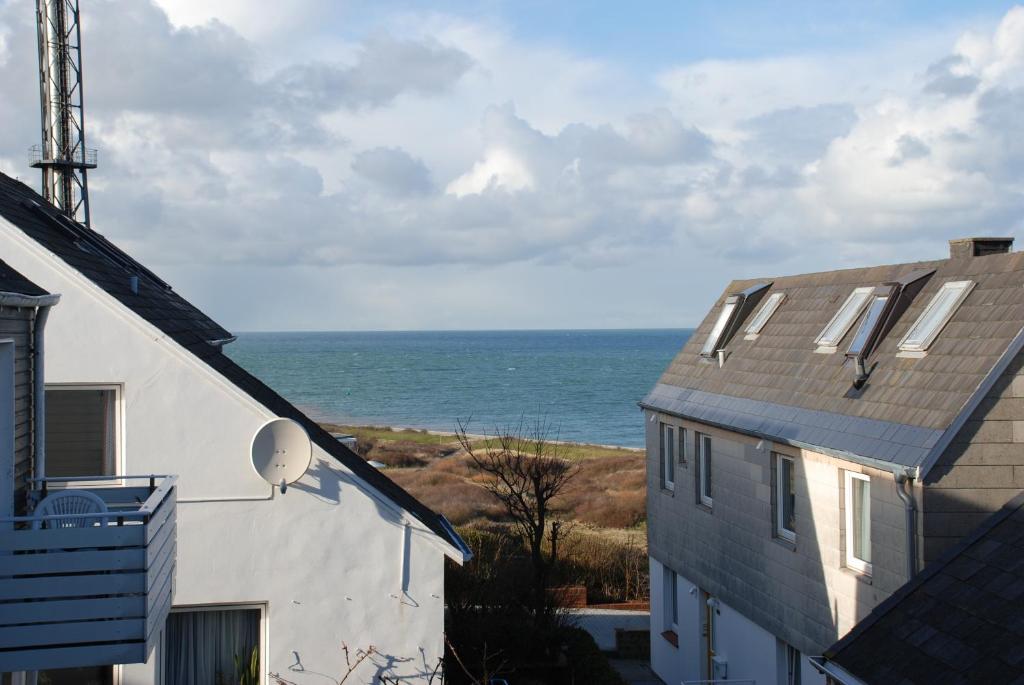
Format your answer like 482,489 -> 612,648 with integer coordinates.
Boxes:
30,0 -> 96,228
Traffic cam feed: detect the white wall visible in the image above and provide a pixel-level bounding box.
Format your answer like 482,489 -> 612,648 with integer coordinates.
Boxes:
650,558 -> 825,685
2,221 -> 454,684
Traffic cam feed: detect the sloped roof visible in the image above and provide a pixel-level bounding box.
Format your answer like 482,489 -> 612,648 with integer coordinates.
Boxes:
820,491 -> 1024,684
0,171 -> 467,557
0,257 -> 48,297
642,252 -> 1024,475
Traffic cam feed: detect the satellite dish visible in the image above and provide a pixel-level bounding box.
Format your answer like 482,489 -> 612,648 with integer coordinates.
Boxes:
250,418 -> 312,494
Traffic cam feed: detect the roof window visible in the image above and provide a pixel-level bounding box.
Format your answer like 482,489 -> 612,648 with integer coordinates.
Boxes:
744,292 -> 786,339
847,290 -> 892,358
815,287 -> 873,349
700,282 -> 771,358
701,295 -> 741,356
898,280 -> 974,353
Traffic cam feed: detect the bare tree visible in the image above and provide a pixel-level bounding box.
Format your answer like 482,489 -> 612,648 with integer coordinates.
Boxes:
456,417 -> 580,622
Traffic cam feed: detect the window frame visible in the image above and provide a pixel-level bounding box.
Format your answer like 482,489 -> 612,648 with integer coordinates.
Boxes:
697,432 -> 713,507
44,383 -> 124,486
773,453 -> 796,543
745,291 -> 786,338
898,280 -> 975,353
815,286 -> 874,349
844,471 -> 872,575
659,422 -> 675,491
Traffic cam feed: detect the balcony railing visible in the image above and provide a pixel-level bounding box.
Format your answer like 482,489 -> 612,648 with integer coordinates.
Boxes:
0,475 -> 176,672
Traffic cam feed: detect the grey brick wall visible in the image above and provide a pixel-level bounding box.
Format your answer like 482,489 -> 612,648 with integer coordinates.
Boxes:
647,411 -> 910,656
925,351 -> 1024,562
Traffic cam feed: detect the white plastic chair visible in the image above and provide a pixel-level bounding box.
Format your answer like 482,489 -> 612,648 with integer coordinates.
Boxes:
32,490 -> 109,529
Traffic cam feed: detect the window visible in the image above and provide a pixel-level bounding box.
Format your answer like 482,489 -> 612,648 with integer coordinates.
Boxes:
846,293 -> 890,357
774,454 -> 796,542
677,426 -> 688,467
45,386 -> 119,478
697,433 -> 712,507
701,295 -> 741,356
745,291 -> 786,338
784,643 -> 802,685
815,286 -> 873,348
659,423 -> 675,490
844,472 -> 872,575
898,280 -> 975,353
663,566 -> 678,631
163,606 -> 262,684
36,666 -> 112,685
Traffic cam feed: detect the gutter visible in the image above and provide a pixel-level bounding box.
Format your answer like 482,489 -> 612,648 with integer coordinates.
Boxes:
808,657 -> 868,685
206,336 -> 238,347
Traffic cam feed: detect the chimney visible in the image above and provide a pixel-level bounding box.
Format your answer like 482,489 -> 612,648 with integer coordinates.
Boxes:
948,237 -> 1014,259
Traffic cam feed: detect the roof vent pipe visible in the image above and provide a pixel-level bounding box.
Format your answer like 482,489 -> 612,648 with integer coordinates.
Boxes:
129,275 -> 139,294
948,237 -> 1014,259
852,356 -> 869,389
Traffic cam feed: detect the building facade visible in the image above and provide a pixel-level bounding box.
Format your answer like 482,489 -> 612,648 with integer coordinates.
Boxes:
0,171 -> 468,684
644,238 -> 1024,685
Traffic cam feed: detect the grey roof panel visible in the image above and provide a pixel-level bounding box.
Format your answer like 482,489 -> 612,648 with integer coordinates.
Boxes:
642,383 -> 943,470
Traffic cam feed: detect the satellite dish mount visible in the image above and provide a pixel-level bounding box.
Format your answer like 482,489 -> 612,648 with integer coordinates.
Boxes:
250,418 -> 313,495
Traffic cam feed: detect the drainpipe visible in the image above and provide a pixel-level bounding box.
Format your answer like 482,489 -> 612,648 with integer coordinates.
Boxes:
894,471 -> 918,580
31,301 -> 58,486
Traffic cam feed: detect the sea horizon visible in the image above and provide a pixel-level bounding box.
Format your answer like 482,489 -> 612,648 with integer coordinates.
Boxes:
226,328 -> 694,448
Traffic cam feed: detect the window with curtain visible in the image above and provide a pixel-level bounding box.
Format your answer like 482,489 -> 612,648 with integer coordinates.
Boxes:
163,607 -> 261,685
45,387 -> 118,477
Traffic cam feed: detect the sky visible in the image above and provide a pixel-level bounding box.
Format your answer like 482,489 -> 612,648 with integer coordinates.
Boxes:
1,1 -> 1023,331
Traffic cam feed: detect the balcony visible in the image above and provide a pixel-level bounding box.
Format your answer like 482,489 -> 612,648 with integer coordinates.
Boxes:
0,475 -> 176,672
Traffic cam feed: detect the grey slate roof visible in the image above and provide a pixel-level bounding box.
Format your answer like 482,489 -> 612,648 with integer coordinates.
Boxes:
822,491 -> 1024,685
0,171 -> 467,557
642,253 -> 1024,474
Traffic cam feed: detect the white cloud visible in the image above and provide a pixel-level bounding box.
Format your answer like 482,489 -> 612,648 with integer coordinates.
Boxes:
3,1 -> 1024,330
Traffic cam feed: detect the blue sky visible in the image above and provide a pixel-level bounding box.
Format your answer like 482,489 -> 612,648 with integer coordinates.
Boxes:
1,0 -> 1023,330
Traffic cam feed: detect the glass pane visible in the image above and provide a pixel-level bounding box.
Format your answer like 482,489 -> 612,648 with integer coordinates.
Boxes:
45,388 -> 116,477
701,301 -> 738,355
702,443 -> 712,499
781,458 -> 795,533
847,295 -> 888,355
665,426 -> 675,484
818,288 -> 872,346
852,478 -> 871,563
746,292 -> 785,334
901,282 -> 970,350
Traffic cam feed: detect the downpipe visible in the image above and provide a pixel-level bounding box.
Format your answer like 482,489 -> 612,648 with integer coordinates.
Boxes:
895,472 -> 918,580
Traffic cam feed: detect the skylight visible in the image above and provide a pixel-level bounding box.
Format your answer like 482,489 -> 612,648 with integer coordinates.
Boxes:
847,293 -> 890,357
815,287 -> 874,349
701,295 -> 741,356
898,280 -> 974,353
745,292 -> 786,338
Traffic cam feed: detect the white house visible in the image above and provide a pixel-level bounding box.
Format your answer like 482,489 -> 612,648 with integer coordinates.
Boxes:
0,170 -> 469,685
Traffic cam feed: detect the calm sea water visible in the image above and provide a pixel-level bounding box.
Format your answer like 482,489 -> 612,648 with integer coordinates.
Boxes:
226,329 -> 693,447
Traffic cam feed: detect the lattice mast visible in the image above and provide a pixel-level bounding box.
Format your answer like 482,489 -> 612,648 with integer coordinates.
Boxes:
31,0 -> 96,228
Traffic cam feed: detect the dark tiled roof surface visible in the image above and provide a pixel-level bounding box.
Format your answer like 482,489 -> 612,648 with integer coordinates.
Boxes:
825,492 -> 1024,684
0,171 -> 464,555
0,258 -> 47,296
645,254 -> 1024,467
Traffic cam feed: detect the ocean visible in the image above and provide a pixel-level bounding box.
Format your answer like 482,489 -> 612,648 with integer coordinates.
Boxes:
226,329 -> 693,448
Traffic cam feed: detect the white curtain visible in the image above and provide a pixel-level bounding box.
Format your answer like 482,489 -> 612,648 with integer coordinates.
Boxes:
163,608 -> 260,685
